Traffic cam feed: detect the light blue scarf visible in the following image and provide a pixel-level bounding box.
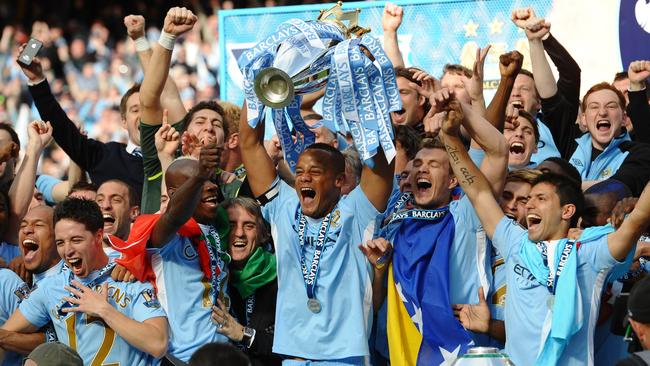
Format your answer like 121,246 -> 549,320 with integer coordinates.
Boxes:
569,132 -> 630,180
520,225 -> 615,366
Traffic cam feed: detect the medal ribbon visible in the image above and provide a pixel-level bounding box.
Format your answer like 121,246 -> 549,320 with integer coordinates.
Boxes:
201,224 -> 227,305
538,240 -> 575,295
297,208 -> 336,300
56,262 -> 116,317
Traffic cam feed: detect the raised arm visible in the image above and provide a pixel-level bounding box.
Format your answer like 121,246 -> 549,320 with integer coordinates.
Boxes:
381,3 -> 405,68
437,97 -> 505,238
6,121 -> 52,244
608,182 -> 650,261
512,9 -> 557,99
360,148 -> 394,212
139,7 -> 197,125
149,144 -> 218,248
239,104 -> 278,197
124,15 -> 187,125
17,47 -> 106,171
485,51 -> 523,131
627,60 -> 650,143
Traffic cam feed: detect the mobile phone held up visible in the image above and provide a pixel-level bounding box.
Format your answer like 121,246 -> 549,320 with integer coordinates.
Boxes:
18,38 -> 43,66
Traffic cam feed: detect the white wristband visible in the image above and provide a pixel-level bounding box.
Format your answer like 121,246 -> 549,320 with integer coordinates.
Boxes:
134,37 -> 150,52
158,31 -> 176,51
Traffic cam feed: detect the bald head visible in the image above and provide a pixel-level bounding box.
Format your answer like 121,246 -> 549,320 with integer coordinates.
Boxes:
20,205 -> 57,274
165,158 -> 199,190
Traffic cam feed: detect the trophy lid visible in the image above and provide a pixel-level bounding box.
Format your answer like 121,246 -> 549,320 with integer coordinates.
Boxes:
318,1 -> 370,39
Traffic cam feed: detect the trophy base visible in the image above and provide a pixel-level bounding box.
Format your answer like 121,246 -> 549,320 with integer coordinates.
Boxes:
254,67 -> 295,109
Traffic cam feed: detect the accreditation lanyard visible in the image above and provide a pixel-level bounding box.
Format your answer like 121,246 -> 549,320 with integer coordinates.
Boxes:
297,207 -> 335,300
537,240 -> 575,295
56,262 -> 116,317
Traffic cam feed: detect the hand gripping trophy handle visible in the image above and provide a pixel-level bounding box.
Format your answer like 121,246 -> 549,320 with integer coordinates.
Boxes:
253,2 -> 370,109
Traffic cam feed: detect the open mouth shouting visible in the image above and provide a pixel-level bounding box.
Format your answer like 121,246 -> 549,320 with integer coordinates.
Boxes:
300,187 -> 317,206
391,108 -> 407,125
595,119 -> 611,133
22,238 -> 40,263
102,213 -> 115,233
510,100 -> 524,109
67,257 -> 84,275
526,213 -> 542,233
202,194 -> 219,208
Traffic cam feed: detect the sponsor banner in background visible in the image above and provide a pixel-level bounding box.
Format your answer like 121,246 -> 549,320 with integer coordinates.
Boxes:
219,0 -> 650,107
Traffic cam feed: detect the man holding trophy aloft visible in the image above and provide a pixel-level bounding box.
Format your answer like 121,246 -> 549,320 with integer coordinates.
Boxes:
238,2 -> 398,364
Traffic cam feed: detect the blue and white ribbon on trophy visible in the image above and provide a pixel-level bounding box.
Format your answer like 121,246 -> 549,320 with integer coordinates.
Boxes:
237,16 -> 401,170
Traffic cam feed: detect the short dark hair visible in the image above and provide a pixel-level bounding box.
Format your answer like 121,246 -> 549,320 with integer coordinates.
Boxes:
394,124 -> 422,160
54,198 -> 104,233
0,123 -> 20,150
68,181 -> 98,195
119,84 -> 141,119
181,100 -> 228,138
189,343 -> 250,366
532,172 -> 584,227
99,179 -> 140,208
539,157 -> 582,185
304,143 -> 345,176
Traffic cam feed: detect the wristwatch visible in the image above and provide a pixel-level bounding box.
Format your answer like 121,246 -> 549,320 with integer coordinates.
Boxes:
241,326 -> 256,348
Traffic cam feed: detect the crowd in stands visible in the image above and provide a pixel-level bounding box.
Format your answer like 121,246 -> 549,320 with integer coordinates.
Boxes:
0,2 -> 649,366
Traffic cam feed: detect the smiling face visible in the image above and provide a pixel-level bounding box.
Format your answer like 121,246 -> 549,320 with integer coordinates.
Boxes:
186,108 -> 226,146
503,116 -> 537,168
582,89 -> 625,150
19,206 -> 58,274
525,182 -> 573,242
294,149 -> 344,218
391,77 -> 425,126
509,74 -> 541,115
121,92 -> 141,146
409,148 -> 457,208
227,204 -> 259,264
500,181 -> 532,226
55,219 -> 104,278
95,181 -> 136,240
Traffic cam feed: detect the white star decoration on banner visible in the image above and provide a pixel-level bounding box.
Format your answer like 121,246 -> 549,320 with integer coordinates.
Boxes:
464,19 -> 479,37
489,17 -> 505,35
439,345 -> 461,366
411,305 -> 423,332
396,282 -> 408,303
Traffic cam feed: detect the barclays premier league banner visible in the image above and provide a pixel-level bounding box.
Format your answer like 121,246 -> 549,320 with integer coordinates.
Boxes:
219,0 -> 650,104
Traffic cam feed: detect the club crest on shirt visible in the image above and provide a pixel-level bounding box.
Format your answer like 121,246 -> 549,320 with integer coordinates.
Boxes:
14,283 -> 30,302
600,167 -> 613,179
183,241 -> 199,259
140,288 -> 161,309
330,209 -> 341,228
570,158 -> 583,168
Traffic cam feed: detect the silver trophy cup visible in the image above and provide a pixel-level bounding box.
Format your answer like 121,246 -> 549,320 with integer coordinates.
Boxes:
253,2 -> 369,109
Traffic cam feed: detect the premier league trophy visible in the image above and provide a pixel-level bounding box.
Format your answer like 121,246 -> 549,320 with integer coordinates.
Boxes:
237,2 -> 402,170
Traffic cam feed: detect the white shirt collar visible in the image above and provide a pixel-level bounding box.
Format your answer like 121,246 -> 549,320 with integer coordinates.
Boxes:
125,140 -> 140,154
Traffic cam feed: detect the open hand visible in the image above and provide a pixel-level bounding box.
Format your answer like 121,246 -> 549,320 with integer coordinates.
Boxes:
452,287 -> 490,333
